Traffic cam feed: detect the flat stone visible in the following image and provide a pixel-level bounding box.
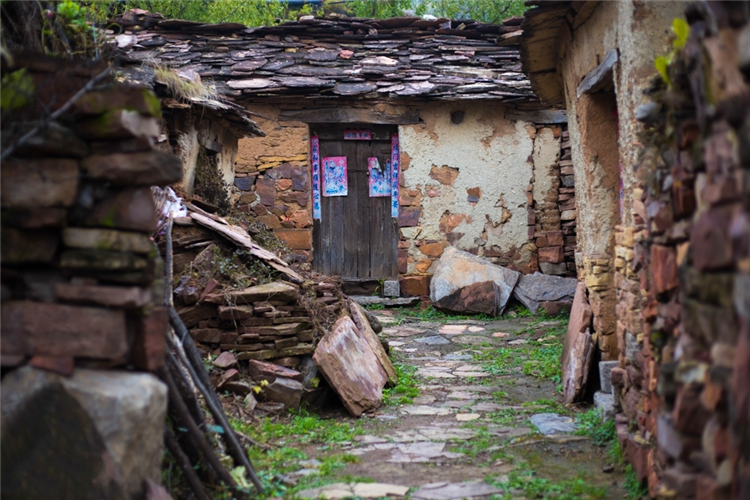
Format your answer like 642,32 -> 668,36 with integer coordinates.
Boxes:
388,442 -> 451,463
213,351 -> 238,369
594,391 -> 616,421
447,391 -> 476,400
529,413 -> 579,435
205,281 -> 299,305
418,369 -> 456,379
439,324 -> 467,335
470,402 -> 503,412
443,353 -> 472,360
599,360 -> 619,394
77,187 -> 158,232
262,377 -> 304,411
456,413 -> 481,422
415,335 -> 450,345
450,335 -> 498,346
430,247 -> 520,315
54,283 -> 153,309
491,332 -> 510,338
2,301 -> 128,360
351,296 -> 421,307
512,272 -> 577,314
412,481 -> 502,500
297,482 -> 409,500
313,317 -> 387,417
562,283 -> 594,404
246,359 -> 303,383
467,326 -> 485,333
453,371 -> 490,378
1,159 -> 79,208
400,405 -> 451,416
62,228 -> 154,254
413,395 -> 437,405
382,326 -> 426,337
82,151 -> 182,186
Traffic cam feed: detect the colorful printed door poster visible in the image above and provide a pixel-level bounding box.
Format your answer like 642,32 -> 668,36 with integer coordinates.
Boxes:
344,129 -> 372,140
310,137 -> 322,219
391,134 -> 400,218
368,157 -> 391,197
322,156 -> 348,197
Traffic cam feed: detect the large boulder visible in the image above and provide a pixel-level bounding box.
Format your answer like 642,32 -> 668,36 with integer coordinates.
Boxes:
434,280 -> 502,316
348,299 -> 398,386
313,316 -> 387,417
512,273 -> 577,314
2,367 -> 167,500
429,247 -> 520,316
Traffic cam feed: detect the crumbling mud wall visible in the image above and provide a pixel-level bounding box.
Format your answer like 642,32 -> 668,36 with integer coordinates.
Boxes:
611,4 -> 750,498
559,0 -> 688,361
1,57 -> 177,499
232,101 -> 577,294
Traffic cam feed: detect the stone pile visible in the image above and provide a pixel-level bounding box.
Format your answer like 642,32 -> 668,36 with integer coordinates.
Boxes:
1,56 -> 177,499
609,4 -> 750,498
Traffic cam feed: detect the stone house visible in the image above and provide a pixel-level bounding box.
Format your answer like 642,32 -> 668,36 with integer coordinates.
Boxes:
112,13 -> 577,296
521,1 -> 750,497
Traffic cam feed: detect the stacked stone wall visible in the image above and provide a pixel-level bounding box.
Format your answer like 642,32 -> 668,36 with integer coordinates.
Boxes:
1,57 -> 173,498
609,5 -> 750,497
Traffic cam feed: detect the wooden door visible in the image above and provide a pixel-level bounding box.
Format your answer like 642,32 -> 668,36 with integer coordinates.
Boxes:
312,126 -> 399,279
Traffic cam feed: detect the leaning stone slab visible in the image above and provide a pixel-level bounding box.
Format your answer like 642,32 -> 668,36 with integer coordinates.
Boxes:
430,247 -> 520,316
562,283 -> 594,404
261,377 -> 304,411
313,316 -> 387,417
349,299 -> 398,386
512,272 -> 577,314
351,296 -> 420,307
2,366 -> 167,500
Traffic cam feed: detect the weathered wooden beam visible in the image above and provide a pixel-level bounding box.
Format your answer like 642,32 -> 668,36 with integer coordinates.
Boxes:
576,49 -> 618,99
279,107 -> 420,124
505,109 -> 568,124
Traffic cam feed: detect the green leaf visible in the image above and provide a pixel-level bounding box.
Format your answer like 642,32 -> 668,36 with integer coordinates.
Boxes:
672,18 -> 689,49
655,56 -> 671,85
1,69 -> 35,110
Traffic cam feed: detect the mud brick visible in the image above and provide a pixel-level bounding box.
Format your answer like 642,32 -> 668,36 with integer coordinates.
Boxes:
690,205 -> 737,271
77,187 -> 158,232
1,159 -> 79,208
398,207 -> 422,227
131,306 -> 167,371
538,246 -> 564,263
82,151 -> 182,186
1,229 -> 59,264
1,301 -> 128,360
274,229 -> 311,250
650,245 -> 678,294
399,275 -> 431,297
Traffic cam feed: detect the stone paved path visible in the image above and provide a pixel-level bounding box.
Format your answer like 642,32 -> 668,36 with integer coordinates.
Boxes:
295,312 -> 626,500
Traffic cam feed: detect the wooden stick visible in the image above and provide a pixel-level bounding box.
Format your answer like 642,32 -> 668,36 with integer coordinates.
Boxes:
160,364 -> 241,492
166,336 -> 263,494
164,215 -> 174,307
164,428 -> 211,500
166,356 -> 206,429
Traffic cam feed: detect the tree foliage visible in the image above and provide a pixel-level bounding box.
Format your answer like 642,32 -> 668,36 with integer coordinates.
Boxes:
346,0 -> 526,22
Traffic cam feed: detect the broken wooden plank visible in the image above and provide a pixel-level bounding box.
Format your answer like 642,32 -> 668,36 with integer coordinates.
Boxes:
576,49 -> 618,98
190,212 -> 304,283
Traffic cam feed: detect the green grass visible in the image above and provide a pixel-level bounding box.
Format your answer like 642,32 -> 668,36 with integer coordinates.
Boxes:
488,465 -> 606,499
392,305 -> 495,323
574,408 -> 616,446
383,362 -> 420,405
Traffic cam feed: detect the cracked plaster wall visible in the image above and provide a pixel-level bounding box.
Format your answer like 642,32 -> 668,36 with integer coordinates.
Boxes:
399,101 -> 540,274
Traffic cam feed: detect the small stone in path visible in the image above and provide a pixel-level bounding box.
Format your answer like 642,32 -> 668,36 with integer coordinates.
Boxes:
412,481 -> 502,500
508,339 -> 527,345
602,464 -> 615,473
439,324 -> 467,335
491,331 -> 510,338
447,391 -> 475,399
297,482 -> 409,500
443,353 -> 472,360
416,335 -> 451,345
470,402 -> 503,412
383,326 -> 425,337
413,395 -> 436,404
467,326 -> 485,333
454,371 -> 490,378
529,413 -> 578,435
456,413 -> 481,422
388,341 -> 406,347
